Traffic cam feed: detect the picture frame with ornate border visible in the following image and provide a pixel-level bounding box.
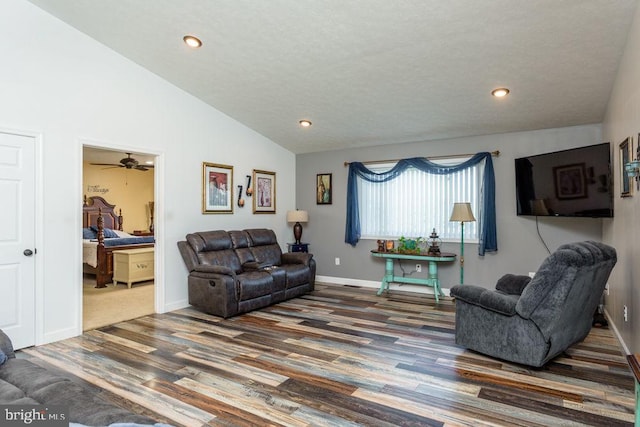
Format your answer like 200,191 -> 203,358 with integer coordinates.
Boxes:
202,162 -> 233,213
253,169 -> 276,213
316,173 -> 332,205
620,137 -> 632,197
636,133 -> 640,191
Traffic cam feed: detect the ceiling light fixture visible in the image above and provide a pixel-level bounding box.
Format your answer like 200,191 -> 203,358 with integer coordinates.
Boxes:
491,87 -> 510,98
183,35 -> 202,48
299,120 -> 312,128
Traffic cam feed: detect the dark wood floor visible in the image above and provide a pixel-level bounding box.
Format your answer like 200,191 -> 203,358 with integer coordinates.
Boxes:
24,284 -> 635,426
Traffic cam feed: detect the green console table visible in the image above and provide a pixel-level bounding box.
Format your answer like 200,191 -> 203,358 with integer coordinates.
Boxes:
371,251 -> 456,302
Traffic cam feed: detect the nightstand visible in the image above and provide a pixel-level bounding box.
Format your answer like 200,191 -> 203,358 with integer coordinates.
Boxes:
287,243 -> 309,253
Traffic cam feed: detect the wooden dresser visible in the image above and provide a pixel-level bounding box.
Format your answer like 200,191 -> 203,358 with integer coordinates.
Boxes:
112,247 -> 154,288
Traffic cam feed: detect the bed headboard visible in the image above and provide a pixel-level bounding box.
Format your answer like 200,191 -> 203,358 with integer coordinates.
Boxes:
82,195 -> 123,230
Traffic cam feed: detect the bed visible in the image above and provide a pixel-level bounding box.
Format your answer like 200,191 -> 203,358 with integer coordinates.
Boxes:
83,195 -> 155,288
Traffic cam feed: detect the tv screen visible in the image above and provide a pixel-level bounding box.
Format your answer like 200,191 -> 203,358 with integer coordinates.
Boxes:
515,143 -> 613,218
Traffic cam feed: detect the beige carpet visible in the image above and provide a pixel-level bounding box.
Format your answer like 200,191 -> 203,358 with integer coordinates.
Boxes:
83,275 -> 155,331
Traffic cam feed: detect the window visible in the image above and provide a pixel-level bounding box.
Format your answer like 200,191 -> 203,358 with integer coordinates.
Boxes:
358,159 -> 482,241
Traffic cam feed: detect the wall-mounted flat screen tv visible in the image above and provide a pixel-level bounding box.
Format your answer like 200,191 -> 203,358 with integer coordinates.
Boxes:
515,143 -> 613,218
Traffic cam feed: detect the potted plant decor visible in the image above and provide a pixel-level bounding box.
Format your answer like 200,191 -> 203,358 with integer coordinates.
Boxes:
396,236 -> 423,254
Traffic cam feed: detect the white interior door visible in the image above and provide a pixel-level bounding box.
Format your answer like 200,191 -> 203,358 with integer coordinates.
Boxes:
0,130 -> 36,349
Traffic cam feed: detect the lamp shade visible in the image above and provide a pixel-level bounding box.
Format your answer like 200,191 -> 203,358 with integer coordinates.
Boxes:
449,202 -> 476,222
286,210 -> 308,223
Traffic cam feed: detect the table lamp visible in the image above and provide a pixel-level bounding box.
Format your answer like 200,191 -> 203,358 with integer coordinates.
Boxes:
449,202 -> 476,284
286,210 -> 309,244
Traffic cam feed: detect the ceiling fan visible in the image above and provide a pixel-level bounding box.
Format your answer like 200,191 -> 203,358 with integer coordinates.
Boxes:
90,153 -> 154,171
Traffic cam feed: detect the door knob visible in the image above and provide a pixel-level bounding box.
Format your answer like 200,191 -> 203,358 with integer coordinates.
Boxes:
23,249 -> 33,256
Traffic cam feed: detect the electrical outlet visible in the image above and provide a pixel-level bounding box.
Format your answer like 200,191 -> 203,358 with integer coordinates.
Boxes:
624,305 -> 628,322
335,257 -> 340,266
416,264 -> 422,272
605,282 -> 610,296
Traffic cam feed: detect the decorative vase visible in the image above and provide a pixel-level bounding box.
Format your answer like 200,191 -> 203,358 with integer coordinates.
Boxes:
148,201 -> 154,232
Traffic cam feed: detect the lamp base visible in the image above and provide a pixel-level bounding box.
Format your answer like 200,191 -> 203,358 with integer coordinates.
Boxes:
293,222 -> 303,244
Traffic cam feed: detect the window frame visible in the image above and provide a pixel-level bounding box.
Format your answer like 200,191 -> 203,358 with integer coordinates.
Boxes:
357,157 -> 482,243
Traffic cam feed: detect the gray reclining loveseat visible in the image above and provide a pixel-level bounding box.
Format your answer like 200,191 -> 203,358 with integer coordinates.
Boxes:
450,241 -> 616,367
178,228 -> 316,318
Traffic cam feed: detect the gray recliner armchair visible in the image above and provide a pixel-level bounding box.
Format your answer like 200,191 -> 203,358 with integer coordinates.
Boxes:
450,241 -> 616,367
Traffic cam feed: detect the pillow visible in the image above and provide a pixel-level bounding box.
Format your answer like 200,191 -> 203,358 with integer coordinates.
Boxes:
103,228 -> 119,238
113,230 -> 132,238
90,226 -> 119,238
82,228 -> 97,240
0,349 -> 7,366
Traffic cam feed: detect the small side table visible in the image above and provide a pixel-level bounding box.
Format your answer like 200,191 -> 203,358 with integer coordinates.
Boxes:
288,243 -> 309,253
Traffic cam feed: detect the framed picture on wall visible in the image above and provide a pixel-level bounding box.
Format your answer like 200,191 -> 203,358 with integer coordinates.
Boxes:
202,162 -> 233,213
620,137 -> 632,197
253,169 -> 276,213
316,173 -> 332,204
636,133 -> 640,191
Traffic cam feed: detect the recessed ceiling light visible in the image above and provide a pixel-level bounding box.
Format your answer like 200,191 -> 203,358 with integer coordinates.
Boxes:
299,120 -> 312,127
491,87 -> 510,98
183,35 -> 202,48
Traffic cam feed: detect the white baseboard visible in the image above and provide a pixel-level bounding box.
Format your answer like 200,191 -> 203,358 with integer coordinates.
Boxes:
316,275 -> 451,297
163,298 -> 189,313
604,307 -> 630,355
39,326 -> 78,346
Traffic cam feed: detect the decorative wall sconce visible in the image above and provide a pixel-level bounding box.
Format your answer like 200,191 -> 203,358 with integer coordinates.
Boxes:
625,160 -> 640,178
237,185 -> 245,207
245,175 -> 253,196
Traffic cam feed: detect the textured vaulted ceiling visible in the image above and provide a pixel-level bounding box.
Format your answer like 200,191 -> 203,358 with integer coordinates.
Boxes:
29,0 -> 638,154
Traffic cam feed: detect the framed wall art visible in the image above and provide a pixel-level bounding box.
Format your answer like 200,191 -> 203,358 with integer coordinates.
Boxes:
636,133 -> 640,191
553,163 -> 587,200
316,173 -> 332,204
253,169 -> 276,213
202,162 -> 233,213
620,137 -> 632,197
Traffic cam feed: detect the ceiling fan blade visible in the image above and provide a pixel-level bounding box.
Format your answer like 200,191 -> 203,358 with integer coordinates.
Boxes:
134,166 -> 150,171
90,163 -> 123,167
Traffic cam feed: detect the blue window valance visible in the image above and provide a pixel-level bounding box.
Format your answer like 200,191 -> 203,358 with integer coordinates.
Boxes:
345,152 -> 497,255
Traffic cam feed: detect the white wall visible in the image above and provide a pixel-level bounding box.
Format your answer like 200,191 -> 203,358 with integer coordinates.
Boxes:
1,0 -> 296,344
297,124 -> 605,289
602,1 -> 640,354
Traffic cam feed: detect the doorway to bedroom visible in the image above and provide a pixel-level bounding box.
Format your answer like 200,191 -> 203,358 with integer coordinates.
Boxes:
82,146 -> 156,331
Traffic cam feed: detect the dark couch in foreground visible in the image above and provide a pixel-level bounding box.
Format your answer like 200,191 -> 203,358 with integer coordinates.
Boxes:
450,241 -> 616,367
0,329 -> 160,426
178,228 -> 316,318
